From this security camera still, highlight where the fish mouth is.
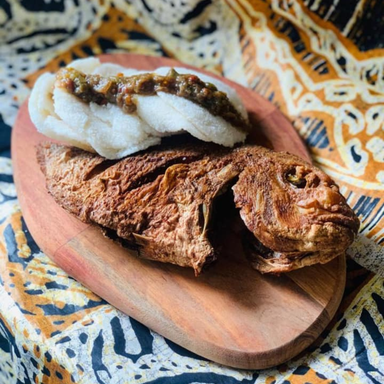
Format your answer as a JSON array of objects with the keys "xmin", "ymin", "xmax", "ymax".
[
  {"xmin": 315, "ymin": 214, "xmax": 360, "ymax": 233},
  {"xmin": 241, "ymin": 232, "xmax": 341, "ymax": 274},
  {"xmin": 241, "ymin": 210, "xmax": 359, "ymax": 273}
]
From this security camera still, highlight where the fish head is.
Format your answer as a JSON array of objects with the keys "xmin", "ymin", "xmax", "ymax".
[{"xmin": 233, "ymin": 149, "xmax": 360, "ymax": 258}]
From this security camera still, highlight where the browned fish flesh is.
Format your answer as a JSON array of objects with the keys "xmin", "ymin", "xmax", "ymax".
[{"xmin": 36, "ymin": 138, "xmax": 359, "ymax": 275}]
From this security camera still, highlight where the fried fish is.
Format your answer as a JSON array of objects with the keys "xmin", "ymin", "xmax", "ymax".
[{"xmin": 36, "ymin": 138, "xmax": 359, "ymax": 275}]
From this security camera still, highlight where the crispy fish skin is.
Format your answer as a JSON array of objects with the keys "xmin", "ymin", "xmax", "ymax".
[
  {"xmin": 36, "ymin": 141, "xmax": 359, "ymax": 275},
  {"xmin": 231, "ymin": 149, "xmax": 360, "ymax": 273},
  {"xmin": 37, "ymin": 141, "xmax": 238, "ymax": 275}
]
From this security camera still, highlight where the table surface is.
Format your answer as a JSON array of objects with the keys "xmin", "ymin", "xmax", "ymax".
[{"xmin": 1, "ymin": 1, "xmax": 383, "ymax": 383}]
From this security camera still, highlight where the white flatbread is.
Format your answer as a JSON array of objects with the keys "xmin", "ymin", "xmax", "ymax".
[
  {"xmin": 134, "ymin": 95, "xmax": 211, "ymax": 141},
  {"xmin": 29, "ymin": 58, "xmax": 248, "ymax": 159},
  {"xmin": 92, "ymin": 63, "xmax": 139, "ymax": 77},
  {"xmin": 68, "ymin": 57, "xmax": 100, "ymax": 73},
  {"xmin": 155, "ymin": 66, "xmax": 248, "ymax": 121},
  {"xmin": 157, "ymin": 92, "xmax": 246, "ymax": 147},
  {"xmin": 29, "ymin": 73, "xmax": 93, "ymax": 151},
  {"xmin": 154, "ymin": 67, "xmax": 247, "ymax": 147}
]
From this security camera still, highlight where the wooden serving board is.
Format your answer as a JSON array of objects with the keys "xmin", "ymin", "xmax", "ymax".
[{"xmin": 11, "ymin": 53, "xmax": 345, "ymax": 370}]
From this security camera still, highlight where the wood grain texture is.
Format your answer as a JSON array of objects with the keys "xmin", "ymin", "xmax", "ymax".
[{"xmin": 11, "ymin": 53, "xmax": 346, "ymax": 370}]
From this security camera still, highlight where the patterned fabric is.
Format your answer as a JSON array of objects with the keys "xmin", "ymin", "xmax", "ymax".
[{"xmin": 0, "ymin": 0, "xmax": 383, "ymax": 383}]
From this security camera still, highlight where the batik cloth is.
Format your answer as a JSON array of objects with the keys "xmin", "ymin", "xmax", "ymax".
[{"xmin": 0, "ymin": 1, "xmax": 383, "ymax": 383}]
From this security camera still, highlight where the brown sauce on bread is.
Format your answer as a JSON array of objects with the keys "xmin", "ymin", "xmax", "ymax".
[{"xmin": 56, "ymin": 67, "xmax": 249, "ymax": 131}]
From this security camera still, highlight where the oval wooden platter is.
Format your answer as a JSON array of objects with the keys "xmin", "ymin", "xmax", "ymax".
[{"xmin": 11, "ymin": 53, "xmax": 345, "ymax": 370}]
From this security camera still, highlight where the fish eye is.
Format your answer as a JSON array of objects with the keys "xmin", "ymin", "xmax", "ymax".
[{"xmin": 285, "ymin": 170, "xmax": 307, "ymax": 188}]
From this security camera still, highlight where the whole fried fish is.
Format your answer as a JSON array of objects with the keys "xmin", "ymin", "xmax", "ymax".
[{"xmin": 36, "ymin": 138, "xmax": 359, "ymax": 275}]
